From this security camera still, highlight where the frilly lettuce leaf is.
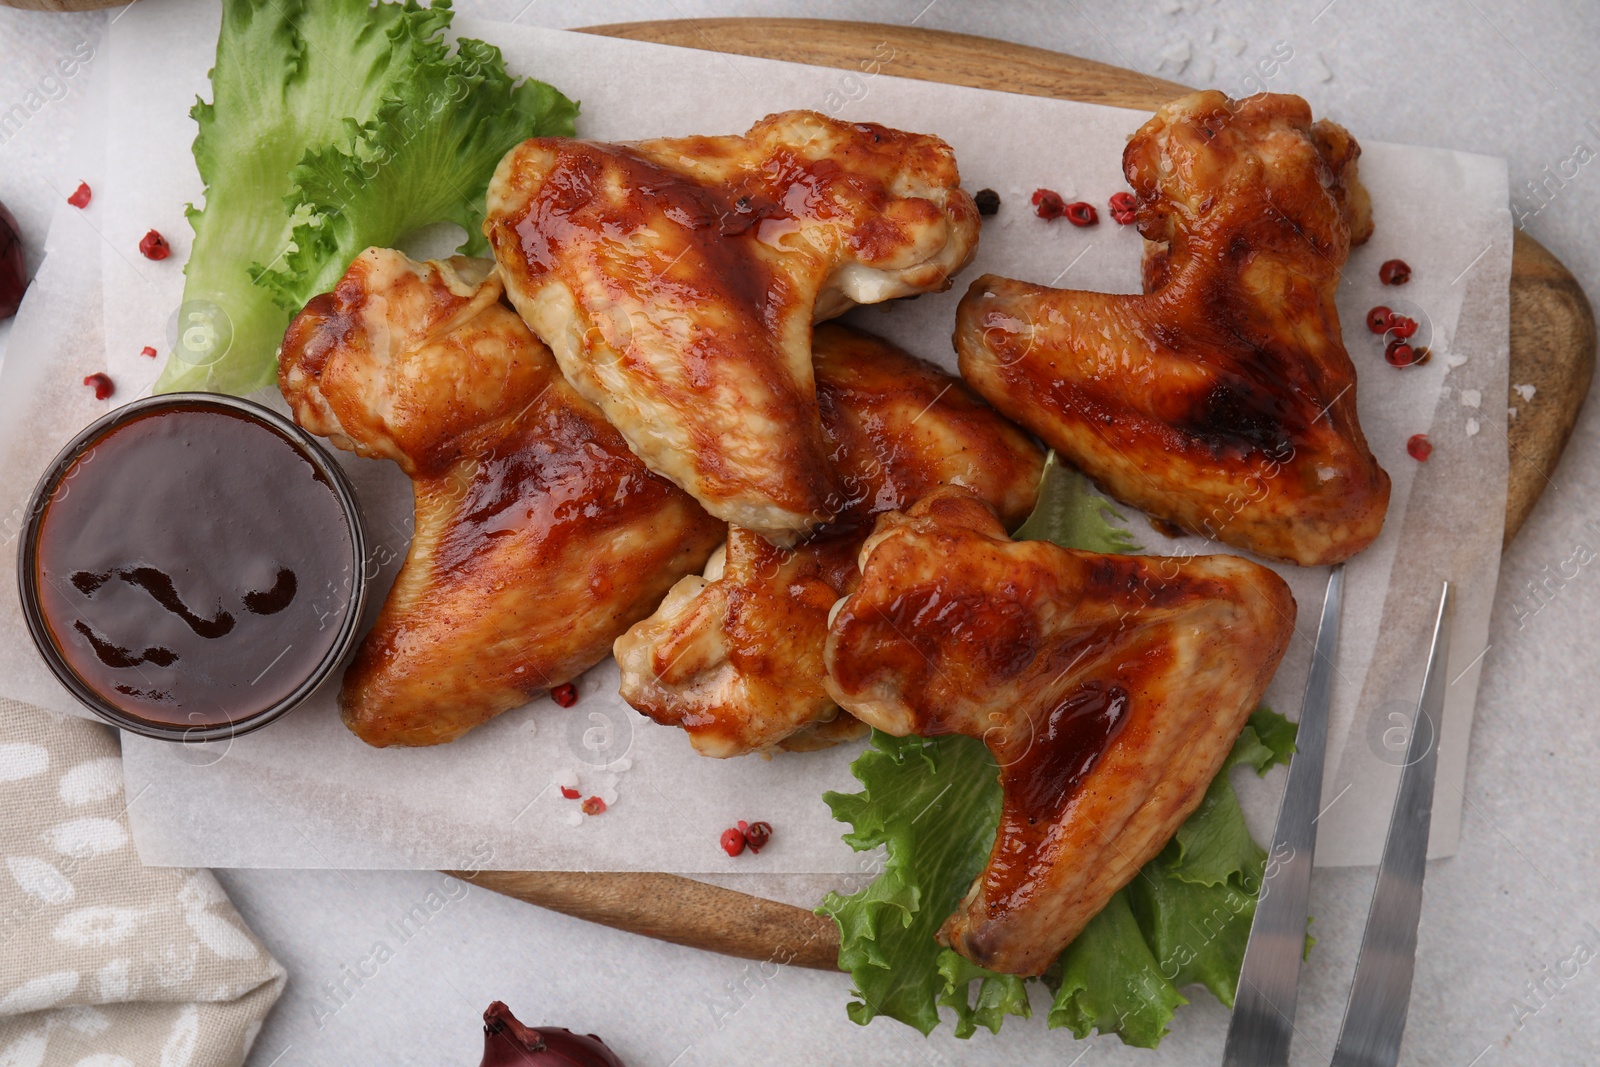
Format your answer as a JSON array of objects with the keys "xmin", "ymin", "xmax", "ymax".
[
  {"xmin": 819, "ymin": 453, "xmax": 1298, "ymax": 1047},
  {"xmin": 936, "ymin": 949, "xmax": 1031, "ymax": 1038},
  {"xmin": 1119, "ymin": 710, "xmax": 1296, "ymax": 1022},
  {"xmin": 250, "ymin": 37, "xmax": 577, "ymax": 312},
  {"xmin": 157, "ymin": 0, "xmax": 577, "ymax": 396},
  {"xmin": 1045, "ymin": 892, "xmax": 1187, "ymax": 1047},
  {"xmin": 1168, "ymin": 708, "xmax": 1298, "ymax": 889},
  {"xmin": 818, "ymin": 730, "xmax": 1001, "ymax": 1035}
]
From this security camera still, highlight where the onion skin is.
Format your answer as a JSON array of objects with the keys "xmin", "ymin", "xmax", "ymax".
[
  {"xmin": 479, "ymin": 1002, "xmax": 625, "ymax": 1067},
  {"xmin": 0, "ymin": 200, "xmax": 24, "ymax": 320}
]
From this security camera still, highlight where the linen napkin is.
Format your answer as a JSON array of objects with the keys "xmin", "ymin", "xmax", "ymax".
[{"xmin": 0, "ymin": 699, "xmax": 284, "ymax": 1066}]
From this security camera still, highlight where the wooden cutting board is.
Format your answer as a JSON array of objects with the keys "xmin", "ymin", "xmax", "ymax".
[
  {"xmin": 13, "ymin": 3, "xmax": 1589, "ymax": 969},
  {"xmin": 451, "ymin": 18, "xmax": 1596, "ymax": 972}
]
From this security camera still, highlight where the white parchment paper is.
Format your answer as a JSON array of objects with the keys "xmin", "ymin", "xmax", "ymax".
[{"xmin": 0, "ymin": 4, "xmax": 1509, "ymax": 876}]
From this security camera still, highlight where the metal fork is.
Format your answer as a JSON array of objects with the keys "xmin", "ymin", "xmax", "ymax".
[{"xmin": 1223, "ymin": 579, "xmax": 1455, "ymax": 1066}]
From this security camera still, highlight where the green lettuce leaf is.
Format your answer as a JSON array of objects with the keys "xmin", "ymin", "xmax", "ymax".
[
  {"xmin": 1045, "ymin": 892, "xmax": 1187, "ymax": 1048},
  {"xmin": 251, "ymin": 37, "xmax": 577, "ymax": 312},
  {"xmin": 1122, "ymin": 864, "xmax": 1259, "ymax": 1015},
  {"xmin": 817, "ymin": 731, "xmax": 1001, "ymax": 1035},
  {"xmin": 819, "ymin": 454, "xmax": 1299, "ymax": 1046},
  {"xmin": 1012, "ymin": 451, "xmax": 1139, "ymax": 553},
  {"xmin": 1125, "ymin": 711, "xmax": 1295, "ymax": 1011},
  {"xmin": 936, "ymin": 950, "xmax": 1031, "ymax": 1038},
  {"xmin": 1168, "ymin": 708, "xmax": 1297, "ymax": 889},
  {"xmin": 158, "ymin": 0, "xmax": 577, "ymax": 396}
]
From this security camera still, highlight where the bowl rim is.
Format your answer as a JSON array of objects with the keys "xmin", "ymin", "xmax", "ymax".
[{"xmin": 15, "ymin": 391, "xmax": 369, "ymax": 744}]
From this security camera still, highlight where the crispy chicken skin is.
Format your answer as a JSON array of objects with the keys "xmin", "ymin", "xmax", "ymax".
[
  {"xmin": 614, "ymin": 325, "xmax": 1044, "ymax": 758},
  {"xmin": 279, "ymin": 248, "xmax": 723, "ymax": 747},
  {"xmin": 956, "ymin": 91, "xmax": 1389, "ymax": 566},
  {"xmin": 484, "ymin": 110, "xmax": 980, "ymax": 545},
  {"xmin": 824, "ymin": 487, "xmax": 1294, "ymax": 975}
]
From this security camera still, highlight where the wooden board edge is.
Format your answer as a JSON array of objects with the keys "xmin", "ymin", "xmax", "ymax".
[
  {"xmin": 1506, "ymin": 230, "xmax": 1597, "ymax": 542},
  {"xmin": 450, "ymin": 869, "xmax": 841, "ymax": 970},
  {"xmin": 577, "ymin": 18, "xmax": 1191, "ymax": 111}
]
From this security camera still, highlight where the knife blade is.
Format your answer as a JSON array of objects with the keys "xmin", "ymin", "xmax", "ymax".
[
  {"xmin": 1222, "ymin": 564, "xmax": 1345, "ymax": 1067},
  {"xmin": 1330, "ymin": 581, "xmax": 1454, "ymax": 1067}
]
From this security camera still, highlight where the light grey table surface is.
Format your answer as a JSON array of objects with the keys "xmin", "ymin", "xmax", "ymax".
[{"xmin": 2, "ymin": 2, "xmax": 1597, "ymax": 1065}]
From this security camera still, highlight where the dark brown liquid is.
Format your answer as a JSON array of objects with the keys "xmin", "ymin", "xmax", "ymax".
[{"xmin": 34, "ymin": 405, "xmax": 354, "ymax": 727}]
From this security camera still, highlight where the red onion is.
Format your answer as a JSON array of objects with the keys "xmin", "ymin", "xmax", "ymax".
[
  {"xmin": 0, "ymin": 200, "xmax": 25, "ymax": 320},
  {"xmin": 479, "ymin": 1002, "xmax": 625, "ymax": 1067}
]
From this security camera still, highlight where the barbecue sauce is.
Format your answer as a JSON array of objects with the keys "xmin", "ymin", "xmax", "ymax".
[{"xmin": 33, "ymin": 403, "xmax": 355, "ymax": 728}]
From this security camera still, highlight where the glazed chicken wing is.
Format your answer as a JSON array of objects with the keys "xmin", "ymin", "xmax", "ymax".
[
  {"xmin": 614, "ymin": 325, "xmax": 1044, "ymax": 758},
  {"xmin": 956, "ymin": 91, "xmax": 1389, "ymax": 566},
  {"xmin": 825, "ymin": 487, "xmax": 1294, "ymax": 975},
  {"xmin": 484, "ymin": 111, "xmax": 980, "ymax": 544},
  {"xmin": 279, "ymin": 248, "xmax": 723, "ymax": 747}
]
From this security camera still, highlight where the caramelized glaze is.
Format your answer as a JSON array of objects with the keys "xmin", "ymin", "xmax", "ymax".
[
  {"xmin": 614, "ymin": 324, "xmax": 1044, "ymax": 757},
  {"xmin": 957, "ymin": 91, "xmax": 1389, "ymax": 566},
  {"xmin": 824, "ymin": 488, "xmax": 1294, "ymax": 974},
  {"xmin": 485, "ymin": 110, "xmax": 979, "ymax": 543},
  {"xmin": 280, "ymin": 249, "xmax": 723, "ymax": 747}
]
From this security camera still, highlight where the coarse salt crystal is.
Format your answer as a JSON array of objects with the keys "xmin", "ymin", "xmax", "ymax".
[
  {"xmin": 565, "ymin": 811, "xmax": 584, "ymax": 828},
  {"xmin": 1514, "ymin": 383, "xmax": 1537, "ymax": 401},
  {"xmin": 1444, "ymin": 353, "xmax": 1468, "ymax": 369},
  {"xmin": 1465, "ymin": 418, "xmax": 1481, "ymax": 436},
  {"xmin": 554, "ymin": 767, "xmax": 580, "ymax": 791}
]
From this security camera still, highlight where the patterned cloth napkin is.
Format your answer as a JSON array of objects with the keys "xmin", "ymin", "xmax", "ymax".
[{"xmin": 0, "ymin": 699, "xmax": 285, "ymax": 1066}]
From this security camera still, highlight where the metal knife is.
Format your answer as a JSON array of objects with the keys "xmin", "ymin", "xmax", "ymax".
[
  {"xmin": 1222, "ymin": 564, "xmax": 1345, "ymax": 1067},
  {"xmin": 1330, "ymin": 581, "xmax": 1455, "ymax": 1067}
]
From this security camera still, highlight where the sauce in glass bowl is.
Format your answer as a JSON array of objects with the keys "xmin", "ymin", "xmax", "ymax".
[{"xmin": 19, "ymin": 394, "xmax": 366, "ymax": 740}]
